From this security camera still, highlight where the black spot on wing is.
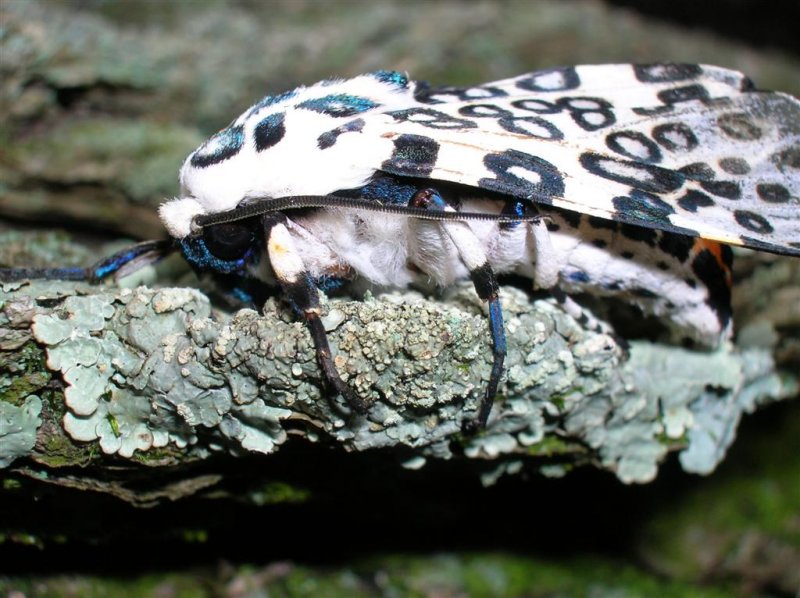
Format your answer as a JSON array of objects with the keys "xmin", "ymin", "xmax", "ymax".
[
  {"xmin": 717, "ymin": 113, "xmax": 762, "ymax": 140},
  {"xmin": 557, "ymin": 97, "xmax": 616, "ymax": 131},
  {"xmin": 734, "ymin": 210, "xmax": 774, "ymax": 233},
  {"xmin": 479, "ymin": 150, "xmax": 565, "ymax": 201},
  {"xmin": 718, "ymin": 157, "xmax": 750, "ymax": 175},
  {"xmin": 611, "ymin": 190, "xmax": 676, "ymax": 228},
  {"xmin": 317, "ymin": 118, "xmax": 365, "ymax": 150},
  {"xmin": 771, "ymin": 146, "xmax": 800, "ymax": 173},
  {"xmin": 606, "ymin": 131, "xmax": 662, "ymax": 163},
  {"xmin": 254, "ymin": 113, "xmax": 286, "ymax": 151},
  {"xmin": 701, "ymin": 180, "xmax": 741, "ymax": 200},
  {"xmin": 677, "ymin": 190, "xmax": 715, "ymax": 213},
  {"xmin": 456, "ymin": 104, "xmax": 564, "ymax": 139},
  {"xmin": 633, "ymin": 83, "xmax": 719, "ymax": 116},
  {"xmin": 382, "ymin": 134, "xmax": 439, "ymax": 177},
  {"xmin": 679, "ymin": 162, "xmax": 715, "ymax": 181},
  {"xmin": 633, "ymin": 64, "xmax": 702, "ymax": 83},
  {"xmin": 515, "ymin": 66, "xmax": 580, "ymax": 92},
  {"xmin": 678, "ymin": 162, "xmax": 741, "ymax": 199},
  {"xmin": 652, "ymin": 123, "xmax": 698, "ymax": 152},
  {"xmin": 580, "ymin": 152, "xmax": 684, "ymax": 194},
  {"xmin": 411, "ymin": 81, "xmax": 437, "ymax": 104},
  {"xmin": 190, "ymin": 124, "xmax": 245, "ymax": 167},
  {"xmin": 388, "ymin": 107, "xmax": 477, "ymax": 129},
  {"xmin": 423, "ymin": 86, "xmax": 508, "ymax": 102},
  {"xmin": 500, "ymin": 115, "xmax": 564, "ymax": 140},
  {"xmin": 756, "ymin": 183, "xmax": 791, "ymax": 203}
]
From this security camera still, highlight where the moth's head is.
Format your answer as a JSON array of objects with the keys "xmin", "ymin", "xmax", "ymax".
[{"xmin": 159, "ymin": 70, "xmax": 414, "ymax": 240}]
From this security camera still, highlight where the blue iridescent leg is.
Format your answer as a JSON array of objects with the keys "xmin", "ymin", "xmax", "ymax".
[
  {"xmin": 410, "ymin": 188, "xmax": 506, "ymax": 428},
  {"xmin": 0, "ymin": 239, "xmax": 174, "ymax": 283}
]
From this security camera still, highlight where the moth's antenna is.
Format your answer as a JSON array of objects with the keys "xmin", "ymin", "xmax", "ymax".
[
  {"xmin": 0, "ymin": 239, "xmax": 175, "ymax": 283},
  {"xmin": 193, "ymin": 194, "xmax": 543, "ymax": 229}
]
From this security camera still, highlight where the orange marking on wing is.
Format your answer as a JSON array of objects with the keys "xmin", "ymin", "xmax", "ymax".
[{"xmin": 693, "ymin": 238, "xmax": 733, "ymax": 287}]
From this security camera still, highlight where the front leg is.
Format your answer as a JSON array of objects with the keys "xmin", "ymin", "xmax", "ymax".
[{"xmin": 263, "ymin": 214, "xmax": 368, "ymax": 415}]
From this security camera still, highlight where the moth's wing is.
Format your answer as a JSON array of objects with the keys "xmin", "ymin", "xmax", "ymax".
[{"xmin": 370, "ymin": 64, "xmax": 800, "ymax": 256}]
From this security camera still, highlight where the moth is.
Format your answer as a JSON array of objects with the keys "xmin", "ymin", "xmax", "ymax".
[{"xmin": 3, "ymin": 64, "xmax": 799, "ymax": 427}]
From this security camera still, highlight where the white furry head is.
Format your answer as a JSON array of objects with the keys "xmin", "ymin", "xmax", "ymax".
[
  {"xmin": 159, "ymin": 71, "xmax": 416, "ymax": 239},
  {"xmin": 158, "ymin": 197, "xmax": 206, "ymax": 239}
]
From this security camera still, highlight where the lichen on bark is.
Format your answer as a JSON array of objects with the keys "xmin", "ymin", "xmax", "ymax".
[{"xmin": 2, "ymin": 231, "xmax": 797, "ymax": 491}]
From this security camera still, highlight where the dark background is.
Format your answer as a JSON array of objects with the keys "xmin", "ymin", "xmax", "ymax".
[
  {"xmin": 606, "ymin": 0, "xmax": 800, "ymax": 56},
  {"xmin": 1, "ymin": 0, "xmax": 798, "ymax": 595}
]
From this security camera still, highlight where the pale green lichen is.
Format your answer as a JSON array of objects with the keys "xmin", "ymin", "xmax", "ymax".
[
  {"xmin": 0, "ymin": 395, "xmax": 42, "ymax": 467},
  {"xmin": 564, "ymin": 342, "xmax": 793, "ymax": 483},
  {"xmin": 1, "ymin": 277, "xmax": 796, "ymax": 482},
  {"xmin": 9, "ymin": 282, "xmax": 294, "ymax": 460}
]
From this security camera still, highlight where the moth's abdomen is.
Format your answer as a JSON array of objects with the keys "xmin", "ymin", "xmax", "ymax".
[
  {"xmin": 538, "ymin": 208, "xmax": 733, "ymax": 346},
  {"xmin": 352, "ymin": 192, "xmax": 736, "ymax": 347}
]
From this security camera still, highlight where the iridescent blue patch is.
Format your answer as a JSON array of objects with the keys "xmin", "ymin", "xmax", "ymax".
[
  {"xmin": 358, "ymin": 176, "xmax": 417, "ymax": 205},
  {"xmin": 180, "ymin": 237, "xmax": 259, "ymax": 274},
  {"xmin": 371, "ymin": 70, "xmax": 409, "ymax": 89},
  {"xmin": 297, "ymin": 94, "xmax": 379, "ymax": 117},
  {"xmin": 92, "ymin": 247, "xmax": 148, "ymax": 279},
  {"xmin": 567, "ymin": 270, "xmax": 590, "ymax": 283},
  {"xmin": 190, "ymin": 124, "xmax": 245, "ymax": 168},
  {"xmin": 248, "ymin": 90, "xmax": 298, "ymax": 115},
  {"xmin": 316, "ymin": 275, "xmax": 346, "ymax": 292},
  {"xmin": 230, "ymin": 286, "xmax": 255, "ymax": 305},
  {"xmin": 500, "ymin": 200, "xmax": 527, "ymax": 231}
]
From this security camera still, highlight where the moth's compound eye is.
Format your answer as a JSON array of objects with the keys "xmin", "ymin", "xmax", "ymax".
[{"xmin": 202, "ymin": 223, "xmax": 256, "ymax": 261}]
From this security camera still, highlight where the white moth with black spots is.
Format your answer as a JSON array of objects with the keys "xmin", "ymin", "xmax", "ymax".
[{"xmin": 4, "ymin": 64, "xmax": 799, "ymax": 427}]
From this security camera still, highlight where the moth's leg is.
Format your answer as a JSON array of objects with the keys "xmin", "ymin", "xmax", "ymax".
[
  {"xmin": 263, "ymin": 214, "xmax": 368, "ymax": 415},
  {"xmin": 411, "ymin": 189, "xmax": 505, "ymax": 427},
  {"xmin": 527, "ymin": 215, "xmax": 612, "ymax": 337},
  {"xmin": 210, "ymin": 272, "xmax": 273, "ymax": 311},
  {"xmin": 0, "ymin": 239, "xmax": 174, "ymax": 283}
]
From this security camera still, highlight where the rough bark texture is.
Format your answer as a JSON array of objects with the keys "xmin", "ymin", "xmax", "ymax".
[{"xmin": 1, "ymin": 0, "xmax": 799, "ymax": 595}]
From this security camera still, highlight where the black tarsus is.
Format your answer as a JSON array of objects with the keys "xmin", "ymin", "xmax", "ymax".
[
  {"xmin": 408, "ymin": 187, "xmax": 507, "ymax": 430},
  {"xmin": 261, "ymin": 213, "xmax": 368, "ymax": 417}
]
